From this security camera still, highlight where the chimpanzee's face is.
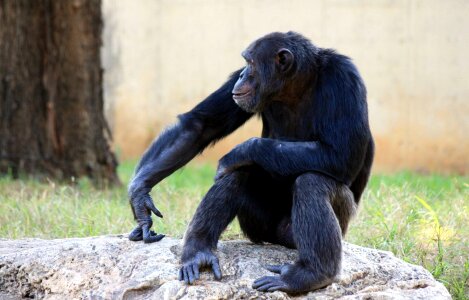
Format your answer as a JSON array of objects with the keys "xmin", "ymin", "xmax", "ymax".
[
  {"xmin": 232, "ymin": 54, "xmax": 260, "ymax": 112},
  {"xmin": 232, "ymin": 40, "xmax": 295, "ymax": 113}
]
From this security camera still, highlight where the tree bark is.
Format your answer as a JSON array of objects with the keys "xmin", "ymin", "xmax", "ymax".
[{"xmin": 0, "ymin": 0, "xmax": 119, "ymax": 184}]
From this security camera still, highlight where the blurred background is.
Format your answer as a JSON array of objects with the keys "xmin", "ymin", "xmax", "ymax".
[{"xmin": 102, "ymin": 0, "xmax": 468, "ymax": 174}]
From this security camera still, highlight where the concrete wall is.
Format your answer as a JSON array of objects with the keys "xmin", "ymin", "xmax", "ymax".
[{"xmin": 101, "ymin": 0, "xmax": 469, "ymax": 174}]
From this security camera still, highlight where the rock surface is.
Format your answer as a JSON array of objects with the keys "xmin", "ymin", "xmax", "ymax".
[{"xmin": 0, "ymin": 235, "xmax": 450, "ymax": 300}]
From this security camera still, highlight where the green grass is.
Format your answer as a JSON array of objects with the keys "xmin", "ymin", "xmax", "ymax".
[
  {"xmin": 0, "ymin": 163, "xmax": 468, "ymax": 298},
  {"xmin": 348, "ymin": 172, "xmax": 468, "ymax": 299}
]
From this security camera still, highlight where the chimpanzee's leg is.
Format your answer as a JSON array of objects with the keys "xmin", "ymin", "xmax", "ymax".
[
  {"xmin": 236, "ymin": 166, "xmax": 296, "ymax": 248},
  {"xmin": 330, "ymin": 185, "xmax": 356, "ymax": 236},
  {"xmin": 179, "ymin": 169, "xmax": 251, "ymax": 284},
  {"xmin": 253, "ymin": 172, "xmax": 346, "ymax": 293}
]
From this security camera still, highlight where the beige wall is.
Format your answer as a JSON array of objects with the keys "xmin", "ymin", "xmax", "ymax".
[{"xmin": 102, "ymin": 0, "xmax": 469, "ymax": 174}]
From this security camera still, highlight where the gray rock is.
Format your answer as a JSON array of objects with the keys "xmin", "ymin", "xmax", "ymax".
[{"xmin": 0, "ymin": 235, "xmax": 450, "ymax": 299}]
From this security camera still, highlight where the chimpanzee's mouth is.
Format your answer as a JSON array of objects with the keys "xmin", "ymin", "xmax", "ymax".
[{"xmin": 233, "ymin": 91, "xmax": 251, "ymax": 101}]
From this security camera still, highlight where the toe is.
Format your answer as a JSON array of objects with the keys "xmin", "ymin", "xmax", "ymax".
[
  {"xmin": 255, "ymin": 278, "xmax": 279, "ymax": 291},
  {"xmin": 265, "ymin": 264, "xmax": 283, "ymax": 274},
  {"xmin": 267, "ymin": 284, "xmax": 286, "ymax": 292},
  {"xmin": 253, "ymin": 276, "xmax": 273, "ymax": 289}
]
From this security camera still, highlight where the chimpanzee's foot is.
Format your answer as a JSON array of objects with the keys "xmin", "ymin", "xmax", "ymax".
[
  {"xmin": 252, "ymin": 263, "xmax": 334, "ymax": 293},
  {"xmin": 128, "ymin": 225, "xmax": 165, "ymax": 243},
  {"xmin": 252, "ymin": 264, "xmax": 289, "ymax": 292},
  {"xmin": 253, "ymin": 275, "xmax": 290, "ymax": 292},
  {"xmin": 179, "ymin": 250, "xmax": 222, "ymax": 284}
]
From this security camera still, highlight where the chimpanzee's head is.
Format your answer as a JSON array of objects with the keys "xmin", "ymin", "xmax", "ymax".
[{"xmin": 232, "ymin": 32, "xmax": 317, "ymax": 113}]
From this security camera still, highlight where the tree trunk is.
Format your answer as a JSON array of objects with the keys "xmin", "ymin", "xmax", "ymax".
[{"xmin": 0, "ymin": 0, "xmax": 119, "ymax": 184}]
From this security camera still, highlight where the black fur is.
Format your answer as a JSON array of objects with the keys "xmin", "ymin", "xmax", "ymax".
[{"xmin": 128, "ymin": 32, "xmax": 374, "ymax": 294}]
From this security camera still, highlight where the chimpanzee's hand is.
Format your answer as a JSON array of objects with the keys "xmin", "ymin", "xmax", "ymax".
[
  {"xmin": 215, "ymin": 137, "xmax": 259, "ymax": 180},
  {"xmin": 128, "ymin": 194, "xmax": 165, "ymax": 243},
  {"xmin": 179, "ymin": 250, "xmax": 222, "ymax": 284}
]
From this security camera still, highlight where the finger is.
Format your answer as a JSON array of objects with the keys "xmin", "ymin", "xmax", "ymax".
[
  {"xmin": 134, "ymin": 200, "xmax": 151, "ymax": 223},
  {"xmin": 178, "ymin": 268, "xmax": 184, "ymax": 281},
  {"xmin": 183, "ymin": 267, "xmax": 190, "ymax": 284},
  {"xmin": 192, "ymin": 264, "xmax": 200, "ymax": 280},
  {"xmin": 142, "ymin": 224, "xmax": 151, "ymax": 239},
  {"xmin": 144, "ymin": 234, "xmax": 165, "ymax": 243},
  {"xmin": 211, "ymin": 257, "xmax": 222, "ymax": 280},
  {"xmin": 265, "ymin": 264, "xmax": 283, "ymax": 274},
  {"xmin": 128, "ymin": 226, "xmax": 143, "ymax": 241},
  {"xmin": 154, "ymin": 234, "xmax": 165, "ymax": 241},
  {"xmin": 214, "ymin": 172, "xmax": 222, "ymax": 181},
  {"xmin": 142, "ymin": 224, "xmax": 158, "ymax": 243},
  {"xmin": 150, "ymin": 230, "xmax": 165, "ymax": 239},
  {"xmin": 186, "ymin": 265, "xmax": 195, "ymax": 284},
  {"xmin": 146, "ymin": 197, "xmax": 163, "ymax": 218},
  {"xmin": 215, "ymin": 164, "xmax": 227, "ymax": 181}
]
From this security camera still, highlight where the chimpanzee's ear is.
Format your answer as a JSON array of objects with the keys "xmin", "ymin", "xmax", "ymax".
[{"xmin": 276, "ymin": 48, "xmax": 294, "ymax": 73}]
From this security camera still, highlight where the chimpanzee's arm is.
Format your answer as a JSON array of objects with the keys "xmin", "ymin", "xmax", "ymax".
[
  {"xmin": 218, "ymin": 135, "xmax": 370, "ymax": 187},
  {"xmin": 128, "ymin": 69, "xmax": 253, "ymax": 243}
]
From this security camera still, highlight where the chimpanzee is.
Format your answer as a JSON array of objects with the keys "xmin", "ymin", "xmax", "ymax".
[{"xmin": 127, "ymin": 31, "xmax": 374, "ymax": 294}]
